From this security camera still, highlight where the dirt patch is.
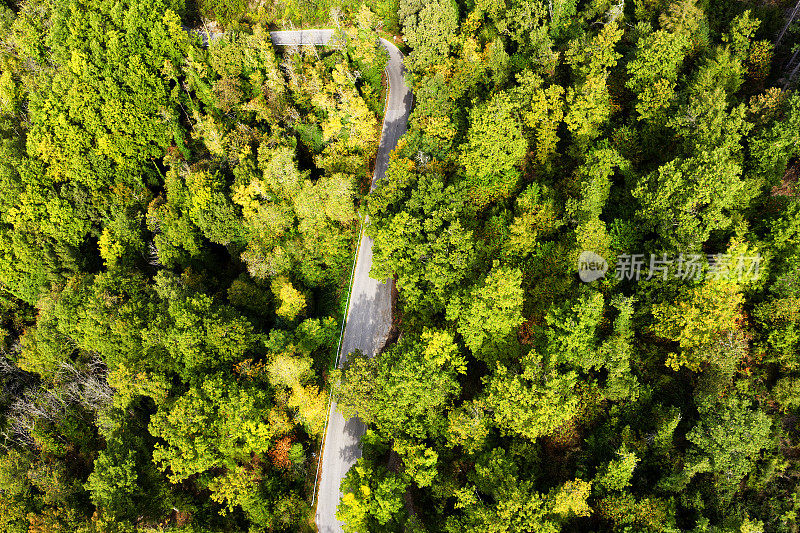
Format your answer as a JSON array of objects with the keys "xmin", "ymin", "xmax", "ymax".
[{"xmin": 771, "ymin": 158, "xmax": 799, "ymax": 197}]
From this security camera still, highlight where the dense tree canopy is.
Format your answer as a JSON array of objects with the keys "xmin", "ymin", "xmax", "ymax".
[
  {"xmin": 1, "ymin": 0, "xmax": 800, "ymax": 531},
  {"xmin": 334, "ymin": 0, "xmax": 800, "ymax": 532},
  {"xmin": 0, "ymin": 0, "xmax": 388, "ymax": 530}
]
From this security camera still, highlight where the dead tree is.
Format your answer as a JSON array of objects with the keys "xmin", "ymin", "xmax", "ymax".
[{"xmin": 776, "ymin": 0, "xmax": 800, "ymax": 48}]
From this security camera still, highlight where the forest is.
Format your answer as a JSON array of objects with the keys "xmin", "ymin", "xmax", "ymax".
[
  {"xmin": 0, "ymin": 0, "xmax": 389, "ymax": 530},
  {"xmin": 0, "ymin": 0, "xmax": 800, "ymax": 531}
]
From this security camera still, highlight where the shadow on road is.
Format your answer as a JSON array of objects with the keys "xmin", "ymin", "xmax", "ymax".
[
  {"xmin": 337, "ymin": 250, "xmax": 394, "ymax": 366},
  {"xmin": 339, "ymin": 416, "xmax": 367, "ymax": 462}
]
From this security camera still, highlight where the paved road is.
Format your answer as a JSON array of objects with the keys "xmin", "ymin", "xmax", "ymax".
[
  {"xmin": 268, "ymin": 30, "xmax": 412, "ymax": 533},
  {"xmin": 191, "ymin": 27, "xmax": 412, "ymax": 531},
  {"xmin": 270, "ymin": 29, "xmax": 336, "ymax": 46}
]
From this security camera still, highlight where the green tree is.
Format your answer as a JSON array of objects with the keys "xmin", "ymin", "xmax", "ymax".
[
  {"xmin": 659, "ymin": 0, "xmax": 708, "ymax": 51},
  {"xmin": 459, "ymin": 92, "xmax": 527, "ymax": 209},
  {"xmin": 502, "ymin": 183, "xmax": 562, "ymax": 260},
  {"xmin": 85, "ymin": 414, "xmax": 168, "ymax": 522},
  {"xmin": 337, "ymin": 458, "xmax": 410, "ymax": 532},
  {"xmin": 633, "ymin": 148, "xmax": 753, "ymax": 249},
  {"xmin": 652, "ymin": 279, "xmax": 744, "ymax": 371},
  {"xmin": 564, "ymin": 23, "xmax": 623, "ymax": 146},
  {"xmin": 401, "ymin": 0, "xmax": 459, "ymax": 70},
  {"xmin": 626, "ymin": 29, "xmax": 691, "ymax": 121},
  {"xmin": 510, "ymin": 72, "xmax": 564, "ymax": 165},
  {"xmin": 336, "ymin": 329, "xmax": 465, "ymax": 440},
  {"xmin": 485, "ymin": 352, "xmax": 579, "ymax": 442},
  {"xmin": 367, "ymin": 158, "xmax": 478, "ymax": 314},
  {"xmin": 594, "ymin": 447, "xmax": 639, "ymax": 492},
  {"xmin": 454, "ymin": 263, "xmax": 525, "ymax": 360},
  {"xmin": 270, "ymin": 276, "xmax": 307, "ymax": 321},
  {"xmin": 684, "ymin": 393, "xmax": 772, "ymax": 501}
]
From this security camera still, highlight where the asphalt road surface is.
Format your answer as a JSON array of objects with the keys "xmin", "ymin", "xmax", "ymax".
[{"xmin": 269, "ymin": 30, "xmax": 413, "ymax": 533}]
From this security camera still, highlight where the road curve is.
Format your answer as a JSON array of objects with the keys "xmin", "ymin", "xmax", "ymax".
[
  {"xmin": 269, "ymin": 30, "xmax": 413, "ymax": 533},
  {"xmin": 185, "ymin": 25, "xmax": 411, "ymax": 532}
]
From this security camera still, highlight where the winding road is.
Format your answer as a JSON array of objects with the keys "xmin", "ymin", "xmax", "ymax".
[{"xmin": 269, "ymin": 30, "xmax": 413, "ymax": 532}]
